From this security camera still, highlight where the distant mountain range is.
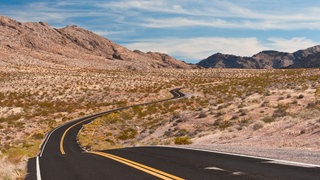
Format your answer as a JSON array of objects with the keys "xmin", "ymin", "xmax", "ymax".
[
  {"xmin": 0, "ymin": 16, "xmax": 194, "ymax": 70},
  {"xmin": 2, "ymin": 16, "xmax": 320, "ymax": 70},
  {"xmin": 197, "ymin": 45, "xmax": 320, "ymax": 69}
]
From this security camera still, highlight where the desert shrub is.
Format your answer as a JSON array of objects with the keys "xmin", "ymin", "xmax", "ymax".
[
  {"xmin": 239, "ymin": 119, "xmax": 251, "ymax": 126},
  {"xmin": 252, "ymin": 121, "xmax": 264, "ymax": 130},
  {"xmin": 120, "ymin": 111, "xmax": 134, "ymax": 120},
  {"xmin": 213, "ymin": 118, "xmax": 222, "ymax": 126},
  {"xmin": 262, "ymin": 116, "xmax": 275, "ymax": 123},
  {"xmin": 7, "ymin": 148, "xmax": 25, "ymax": 164},
  {"xmin": 230, "ymin": 115, "xmax": 239, "ymax": 120},
  {"xmin": 238, "ymin": 103, "xmax": 245, "ymax": 108},
  {"xmin": 238, "ymin": 109, "xmax": 247, "ymax": 116},
  {"xmin": 171, "ymin": 113, "xmax": 181, "ymax": 121},
  {"xmin": 198, "ymin": 111, "xmax": 207, "ymax": 118},
  {"xmin": 174, "ymin": 137, "xmax": 192, "ymax": 145},
  {"xmin": 106, "ymin": 113, "xmax": 121, "ymax": 124},
  {"xmin": 264, "ymin": 91, "xmax": 271, "ymax": 96},
  {"xmin": 32, "ymin": 132, "xmax": 44, "ymax": 139},
  {"xmin": 300, "ymin": 129, "xmax": 306, "ymax": 134},
  {"xmin": 164, "ymin": 130, "xmax": 173, "ymax": 137},
  {"xmin": 117, "ymin": 128, "xmax": 138, "ymax": 140},
  {"xmin": 272, "ymin": 105, "xmax": 288, "ymax": 118},
  {"xmin": 105, "ymin": 138, "xmax": 115, "ymax": 144},
  {"xmin": 175, "ymin": 129, "xmax": 189, "ymax": 136},
  {"xmin": 215, "ymin": 111, "xmax": 224, "ymax": 117},
  {"xmin": 0, "ymin": 117, "xmax": 5, "ymax": 123},
  {"xmin": 219, "ymin": 120, "xmax": 232, "ymax": 130},
  {"xmin": 261, "ymin": 101, "xmax": 269, "ymax": 107},
  {"xmin": 297, "ymin": 94, "xmax": 304, "ymax": 99}
]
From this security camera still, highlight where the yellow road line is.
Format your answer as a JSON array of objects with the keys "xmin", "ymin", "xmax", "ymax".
[
  {"xmin": 59, "ymin": 89, "xmax": 184, "ymax": 155},
  {"xmin": 90, "ymin": 151, "xmax": 184, "ymax": 180},
  {"xmin": 60, "ymin": 118, "xmax": 93, "ymax": 154}
]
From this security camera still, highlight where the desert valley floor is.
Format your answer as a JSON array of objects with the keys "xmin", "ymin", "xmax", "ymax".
[{"xmin": 1, "ymin": 65, "xmax": 320, "ymax": 178}]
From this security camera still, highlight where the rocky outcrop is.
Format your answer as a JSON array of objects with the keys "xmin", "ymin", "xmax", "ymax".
[
  {"xmin": 0, "ymin": 16, "xmax": 193, "ymax": 70},
  {"xmin": 197, "ymin": 53, "xmax": 258, "ymax": 68}
]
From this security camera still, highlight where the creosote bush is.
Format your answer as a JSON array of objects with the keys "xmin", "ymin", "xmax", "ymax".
[
  {"xmin": 117, "ymin": 128, "xmax": 138, "ymax": 140},
  {"xmin": 262, "ymin": 116, "xmax": 275, "ymax": 123},
  {"xmin": 174, "ymin": 137, "xmax": 192, "ymax": 145},
  {"xmin": 252, "ymin": 121, "xmax": 264, "ymax": 130}
]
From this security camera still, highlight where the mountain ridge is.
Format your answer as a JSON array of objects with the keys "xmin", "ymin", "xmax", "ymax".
[
  {"xmin": 197, "ymin": 45, "xmax": 320, "ymax": 69},
  {"xmin": 0, "ymin": 16, "xmax": 194, "ymax": 70}
]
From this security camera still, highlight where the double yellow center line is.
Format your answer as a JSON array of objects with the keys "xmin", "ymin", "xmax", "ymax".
[
  {"xmin": 90, "ymin": 151, "xmax": 184, "ymax": 180},
  {"xmin": 59, "ymin": 89, "xmax": 185, "ymax": 179},
  {"xmin": 60, "ymin": 119, "xmax": 184, "ymax": 179}
]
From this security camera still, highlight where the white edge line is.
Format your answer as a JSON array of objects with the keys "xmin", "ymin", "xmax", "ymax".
[
  {"xmin": 153, "ymin": 145, "xmax": 320, "ymax": 168},
  {"xmin": 39, "ymin": 125, "xmax": 61, "ymax": 157},
  {"xmin": 39, "ymin": 118, "xmax": 81, "ymax": 157},
  {"xmin": 38, "ymin": 88, "xmax": 184, "ymax": 156},
  {"xmin": 36, "ymin": 89, "xmax": 185, "ymax": 178},
  {"xmin": 39, "ymin": 128, "xmax": 56, "ymax": 157},
  {"xmin": 36, "ymin": 156, "xmax": 41, "ymax": 180},
  {"xmin": 37, "ymin": 116, "xmax": 95, "ymax": 178}
]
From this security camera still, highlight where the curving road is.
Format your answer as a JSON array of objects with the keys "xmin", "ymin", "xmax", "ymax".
[{"xmin": 26, "ymin": 89, "xmax": 320, "ymax": 180}]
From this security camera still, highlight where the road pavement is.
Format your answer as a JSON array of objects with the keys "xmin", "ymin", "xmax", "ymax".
[{"xmin": 26, "ymin": 89, "xmax": 320, "ymax": 179}]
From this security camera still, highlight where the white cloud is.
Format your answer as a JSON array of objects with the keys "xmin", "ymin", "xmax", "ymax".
[
  {"xmin": 141, "ymin": 18, "xmax": 234, "ymax": 28},
  {"xmin": 4, "ymin": 0, "xmax": 320, "ymax": 31},
  {"xmin": 93, "ymin": 30, "xmax": 135, "ymax": 37},
  {"xmin": 125, "ymin": 37, "xmax": 266, "ymax": 62},
  {"xmin": 124, "ymin": 37, "xmax": 319, "ymax": 63},
  {"xmin": 267, "ymin": 37, "xmax": 319, "ymax": 53},
  {"xmin": 96, "ymin": 0, "xmax": 195, "ymax": 15},
  {"xmin": 2, "ymin": 0, "xmax": 320, "ymax": 64},
  {"xmin": 97, "ymin": 0, "xmax": 320, "ymax": 30},
  {"xmin": 139, "ymin": 16, "xmax": 320, "ymax": 30}
]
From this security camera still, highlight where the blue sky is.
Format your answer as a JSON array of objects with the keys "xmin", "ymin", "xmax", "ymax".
[{"xmin": 1, "ymin": 0, "xmax": 320, "ymax": 63}]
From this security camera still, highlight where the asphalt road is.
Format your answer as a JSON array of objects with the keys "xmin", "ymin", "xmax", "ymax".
[{"xmin": 26, "ymin": 88, "xmax": 320, "ymax": 180}]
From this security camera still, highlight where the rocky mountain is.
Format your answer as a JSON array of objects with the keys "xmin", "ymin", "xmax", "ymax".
[
  {"xmin": 197, "ymin": 53, "xmax": 258, "ymax": 68},
  {"xmin": 197, "ymin": 45, "xmax": 320, "ymax": 69},
  {"xmin": 0, "ymin": 16, "xmax": 194, "ymax": 70}
]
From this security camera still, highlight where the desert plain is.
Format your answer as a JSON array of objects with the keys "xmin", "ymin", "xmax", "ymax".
[{"xmin": 1, "ymin": 64, "xmax": 320, "ymax": 178}]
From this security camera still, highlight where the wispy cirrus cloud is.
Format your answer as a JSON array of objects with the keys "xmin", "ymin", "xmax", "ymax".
[
  {"xmin": 1, "ymin": 0, "xmax": 320, "ymax": 62},
  {"xmin": 96, "ymin": 0, "xmax": 196, "ymax": 15},
  {"xmin": 97, "ymin": 0, "xmax": 320, "ymax": 30},
  {"xmin": 4, "ymin": 0, "xmax": 320, "ymax": 30}
]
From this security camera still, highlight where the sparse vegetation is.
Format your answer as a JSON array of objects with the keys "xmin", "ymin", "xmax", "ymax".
[
  {"xmin": 262, "ymin": 116, "xmax": 275, "ymax": 123},
  {"xmin": 2, "ymin": 66, "xmax": 320, "ymax": 179},
  {"xmin": 252, "ymin": 121, "xmax": 265, "ymax": 130},
  {"xmin": 174, "ymin": 137, "xmax": 192, "ymax": 145},
  {"xmin": 117, "ymin": 128, "xmax": 138, "ymax": 140}
]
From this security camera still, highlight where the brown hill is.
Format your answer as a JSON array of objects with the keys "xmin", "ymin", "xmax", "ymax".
[
  {"xmin": 197, "ymin": 45, "xmax": 320, "ymax": 69},
  {"xmin": 0, "ymin": 16, "xmax": 193, "ymax": 70}
]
